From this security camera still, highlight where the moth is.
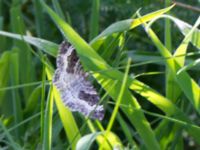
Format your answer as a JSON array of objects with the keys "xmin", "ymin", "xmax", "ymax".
[{"xmin": 53, "ymin": 41, "xmax": 104, "ymax": 120}]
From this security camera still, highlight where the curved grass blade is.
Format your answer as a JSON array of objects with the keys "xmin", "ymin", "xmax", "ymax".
[
  {"xmin": 76, "ymin": 132, "xmax": 103, "ymax": 150},
  {"xmin": 0, "ymin": 30, "xmax": 58, "ymax": 57},
  {"xmin": 90, "ymin": 5, "xmax": 174, "ymax": 44},
  {"xmin": 143, "ymin": 15, "xmax": 200, "ymax": 113},
  {"xmin": 177, "ymin": 58, "xmax": 200, "ymax": 74},
  {"xmin": 148, "ymin": 14, "xmax": 200, "ymax": 50}
]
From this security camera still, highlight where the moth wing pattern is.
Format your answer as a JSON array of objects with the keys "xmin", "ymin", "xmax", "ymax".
[{"xmin": 53, "ymin": 41, "xmax": 104, "ymax": 120}]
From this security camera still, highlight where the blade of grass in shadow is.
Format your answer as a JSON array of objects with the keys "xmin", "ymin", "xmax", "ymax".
[
  {"xmin": 116, "ymin": 113, "xmax": 139, "ymax": 149},
  {"xmin": 10, "ymin": 2, "xmax": 35, "ymax": 100},
  {"xmin": 43, "ymin": 85, "xmax": 54, "ymax": 150},
  {"xmin": 164, "ymin": 0, "xmax": 172, "ymax": 52},
  {"xmin": 24, "ymin": 85, "xmax": 41, "ymax": 115},
  {"xmin": 0, "ymin": 119, "xmax": 21, "ymax": 150},
  {"xmin": 89, "ymin": 0, "xmax": 100, "ymax": 40},
  {"xmin": 177, "ymin": 58, "xmax": 200, "ymax": 73},
  {"xmin": 52, "ymin": 0, "xmax": 66, "ymax": 21},
  {"xmin": 33, "ymin": 0, "xmax": 45, "ymax": 37},
  {"xmin": 41, "ymin": 2, "xmax": 162, "ymax": 149},
  {"xmin": 0, "ymin": 52, "xmax": 10, "ymax": 106},
  {"xmin": 0, "ymin": 4, "xmax": 5, "ymax": 51},
  {"xmin": 9, "ymin": 49, "xmax": 23, "ymax": 139}
]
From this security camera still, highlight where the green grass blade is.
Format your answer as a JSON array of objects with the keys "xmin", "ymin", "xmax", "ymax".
[
  {"xmin": 164, "ymin": 0, "xmax": 172, "ymax": 52},
  {"xmin": 89, "ymin": 0, "xmax": 100, "ymax": 40},
  {"xmin": 24, "ymin": 85, "xmax": 41, "ymax": 115},
  {"xmin": 9, "ymin": 50, "xmax": 23, "ymax": 138},
  {"xmin": 164, "ymin": 0, "xmax": 175, "ymax": 104},
  {"xmin": 33, "ymin": 0, "xmax": 45, "ymax": 37},
  {"xmin": 0, "ymin": 31, "xmax": 58, "ymax": 57},
  {"xmin": 143, "ymin": 15, "xmax": 200, "ymax": 113},
  {"xmin": 90, "ymin": 5, "xmax": 174, "ymax": 44},
  {"xmin": 0, "ymin": 0, "xmax": 5, "ymax": 50},
  {"xmin": 43, "ymin": 85, "xmax": 54, "ymax": 150},
  {"xmin": 173, "ymin": 16, "xmax": 200, "ymax": 49},
  {"xmin": 174, "ymin": 16, "xmax": 200, "ymax": 65},
  {"xmin": 173, "ymin": 18, "xmax": 200, "ymax": 111},
  {"xmin": 52, "ymin": 0, "xmax": 66, "ymax": 21},
  {"xmin": 101, "ymin": 59, "xmax": 131, "ymax": 149},
  {"xmin": 116, "ymin": 113, "xmax": 139, "ymax": 148},
  {"xmin": 76, "ymin": 132, "xmax": 103, "ymax": 150},
  {"xmin": 40, "ymin": 57, "xmax": 47, "ymax": 144},
  {"xmin": 10, "ymin": 3, "xmax": 35, "ymax": 100},
  {"xmin": 128, "ymin": 80, "xmax": 200, "ymax": 144},
  {"xmin": 177, "ymin": 58, "xmax": 200, "ymax": 73},
  {"xmin": 148, "ymin": 14, "xmax": 200, "ymax": 50},
  {"xmin": 106, "ymin": 58, "xmax": 131, "ymax": 132},
  {"xmin": 135, "ymin": 14, "xmax": 200, "ymax": 144},
  {"xmin": 0, "ymin": 52, "xmax": 10, "ymax": 106},
  {"xmin": 176, "ymin": 70, "xmax": 200, "ymax": 111}
]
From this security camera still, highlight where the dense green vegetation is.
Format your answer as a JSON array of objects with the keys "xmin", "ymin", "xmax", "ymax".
[{"xmin": 0, "ymin": 0, "xmax": 200, "ymax": 149}]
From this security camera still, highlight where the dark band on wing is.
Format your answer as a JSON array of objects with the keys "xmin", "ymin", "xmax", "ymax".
[
  {"xmin": 60, "ymin": 41, "xmax": 71, "ymax": 54},
  {"xmin": 78, "ymin": 90, "xmax": 99, "ymax": 106},
  {"xmin": 66, "ymin": 50, "xmax": 79, "ymax": 73}
]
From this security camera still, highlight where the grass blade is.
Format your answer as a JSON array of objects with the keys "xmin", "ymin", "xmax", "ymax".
[
  {"xmin": 43, "ymin": 85, "xmax": 54, "ymax": 150},
  {"xmin": 76, "ymin": 132, "xmax": 103, "ymax": 150},
  {"xmin": 0, "ymin": 31, "xmax": 58, "ymax": 57},
  {"xmin": 90, "ymin": 5, "xmax": 174, "ymax": 44},
  {"xmin": 89, "ymin": 0, "xmax": 100, "ymax": 40}
]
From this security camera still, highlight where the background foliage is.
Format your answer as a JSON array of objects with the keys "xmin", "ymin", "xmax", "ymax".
[{"xmin": 0, "ymin": 0, "xmax": 200, "ymax": 149}]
